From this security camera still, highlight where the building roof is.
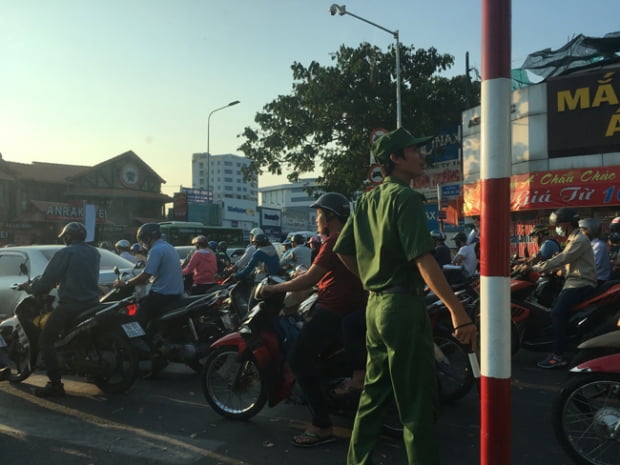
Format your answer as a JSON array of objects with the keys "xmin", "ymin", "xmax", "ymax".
[
  {"xmin": 0, "ymin": 160, "xmax": 89, "ymax": 183},
  {"xmin": 66, "ymin": 187, "xmax": 172, "ymax": 202}
]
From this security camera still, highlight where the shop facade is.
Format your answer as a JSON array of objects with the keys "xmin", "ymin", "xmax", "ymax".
[
  {"xmin": 0, "ymin": 151, "xmax": 171, "ymax": 246},
  {"xmin": 460, "ymin": 63, "xmax": 620, "ymax": 256}
]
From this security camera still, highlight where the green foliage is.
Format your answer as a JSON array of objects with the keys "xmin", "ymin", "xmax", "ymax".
[{"xmin": 238, "ymin": 43, "xmax": 480, "ymax": 198}]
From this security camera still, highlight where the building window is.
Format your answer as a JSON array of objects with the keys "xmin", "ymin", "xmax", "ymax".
[
  {"xmin": 224, "ymin": 169, "xmax": 233, "ymax": 174},
  {"xmin": 224, "ymin": 177, "xmax": 233, "ymax": 183},
  {"xmin": 224, "ymin": 186, "xmax": 233, "ymax": 191},
  {"xmin": 224, "ymin": 161, "xmax": 233, "ymax": 166}
]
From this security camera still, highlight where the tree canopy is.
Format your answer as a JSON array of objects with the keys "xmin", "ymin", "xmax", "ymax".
[{"xmin": 239, "ymin": 42, "xmax": 480, "ymax": 198}]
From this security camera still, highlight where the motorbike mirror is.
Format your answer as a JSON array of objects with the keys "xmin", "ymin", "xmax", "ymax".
[
  {"xmin": 134, "ymin": 260, "xmax": 145, "ymax": 269},
  {"xmin": 113, "ymin": 266, "xmax": 120, "ymax": 277}
]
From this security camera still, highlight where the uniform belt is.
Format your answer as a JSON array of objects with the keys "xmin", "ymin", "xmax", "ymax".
[{"xmin": 370, "ymin": 285, "xmax": 425, "ymax": 297}]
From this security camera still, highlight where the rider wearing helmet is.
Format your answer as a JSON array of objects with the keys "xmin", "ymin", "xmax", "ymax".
[
  {"xmin": 579, "ymin": 218, "xmax": 611, "ymax": 285},
  {"xmin": 452, "ymin": 231, "xmax": 477, "ymax": 278},
  {"xmin": 527, "ymin": 224, "xmax": 560, "ymax": 265},
  {"xmin": 234, "ymin": 233, "xmax": 279, "ymax": 280},
  {"xmin": 280, "ymin": 233, "xmax": 312, "ymax": 272},
  {"xmin": 609, "ymin": 216, "xmax": 620, "ymax": 233},
  {"xmin": 115, "ymin": 239, "xmax": 137, "ymax": 263},
  {"xmin": 261, "ymin": 192, "xmax": 367, "ymax": 447},
  {"xmin": 114, "ymin": 223, "xmax": 183, "ymax": 370},
  {"xmin": 16, "ymin": 222, "xmax": 101, "ymax": 397},
  {"xmin": 182, "ymin": 235, "xmax": 217, "ymax": 294},
  {"xmin": 531, "ymin": 208, "xmax": 597, "ymax": 368},
  {"xmin": 232, "ymin": 227, "xmax": 265, "ymax": 271},
  {"xmin": 430, "ymin": 230, "xmax": 451, "ymax": 267},
  {"xmin": 307, "ymin": 235, "xmax": 322, "ymax": 263}
]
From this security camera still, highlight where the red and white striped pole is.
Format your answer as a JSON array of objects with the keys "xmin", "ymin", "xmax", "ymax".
[{"xmin": 479, "ymin": 1, "xmax": 512, "ymax": 465}]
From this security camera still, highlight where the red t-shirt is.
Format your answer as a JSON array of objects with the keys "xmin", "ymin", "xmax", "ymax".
[{"xmin": 315, "ymin": 232, "xmax": 367, "ymax": 315}]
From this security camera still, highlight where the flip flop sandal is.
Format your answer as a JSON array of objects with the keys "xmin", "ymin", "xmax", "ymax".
[{"xmin": 291, "ymin": 432, "xmax": 337, "ymax": 448}]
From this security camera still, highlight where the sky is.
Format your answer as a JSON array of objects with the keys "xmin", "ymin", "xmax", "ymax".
[{"xmin": 1, "ymin": 0, "xmax": 619, "ymax": 196}]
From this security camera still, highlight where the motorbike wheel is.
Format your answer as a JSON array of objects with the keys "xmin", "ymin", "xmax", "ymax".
[
  {"xmin": 201, "ymin": 346, "xmax": 267, "ymax": 420},
  {"xmin": 434, "ymin": 335, "xmax": 474, "ymax": 402},
  {"xmin": 92, "ymin": 331, "xmax": 139, "ymax": 394},
  {"xmin": 552, "ymin": 373, "xmax": 620, "ymax": 465}
]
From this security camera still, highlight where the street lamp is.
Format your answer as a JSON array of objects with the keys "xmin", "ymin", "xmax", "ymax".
[
  {"xmin": 206, "ymin": 100, "xmax": 240, "ymax": 200},
  {"xmin": 329, "ymin": 4, "xmax": 401, "ymax": 128}
]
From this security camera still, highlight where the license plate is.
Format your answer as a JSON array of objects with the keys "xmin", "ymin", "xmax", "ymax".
[
  {"xmin": 0, "ymin": 335, "xmax": 6, "ymax": 348},
  {"xmin": 122, "ymin": 322, "xmax": 146, "ymax": 338}
]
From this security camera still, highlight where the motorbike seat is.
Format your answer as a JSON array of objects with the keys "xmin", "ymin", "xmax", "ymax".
[{"xmin": 571, "ymin": 279, "xmax": 620, "ymax": 311}]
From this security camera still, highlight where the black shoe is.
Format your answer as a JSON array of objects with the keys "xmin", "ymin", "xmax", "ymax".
[
  {"xmin": 34, "ymin": 381, "xmax": 65, "ymax": 397},
  {"xmin": 0, "ymin": 366, "xmax": 10, "ymax": 382}
]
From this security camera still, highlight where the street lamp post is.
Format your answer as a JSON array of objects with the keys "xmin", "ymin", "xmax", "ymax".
[
  {"xmin": 329, "ymin": 4, "xmax": 401, "ymax": 128},
  {"xmin": 206, "ymin": 100, "xmax": 240, "ymax": 200}
]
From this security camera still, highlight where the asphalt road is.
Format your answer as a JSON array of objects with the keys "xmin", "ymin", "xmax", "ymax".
[{"xmin": 0, "ymin": 351, "xmax": 575, "ymax": 465}]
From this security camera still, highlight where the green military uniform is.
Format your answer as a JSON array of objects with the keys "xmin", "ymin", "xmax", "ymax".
[{"xmin": 334, "ymin": 175, "xmax": 439, "ymax": 465}]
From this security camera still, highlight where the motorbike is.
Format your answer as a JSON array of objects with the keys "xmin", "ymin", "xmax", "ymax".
[
  {"xmin": 129, "ymin": 280, "xmax": 249, "ymax": 375},
  {"xmin": 0, "ymin": 264, "xmax": 144, "ymax": 393},
  {"xmin": 201, "ymin": 276, "xmax": 479, "ymax": 438},
  {"xmin": 552, "ymin": 319, "xmax": 620, "ymax": 465},
  {"xmin": 510, "ymin": 268, "xmax": 620, "ymax": 355}
]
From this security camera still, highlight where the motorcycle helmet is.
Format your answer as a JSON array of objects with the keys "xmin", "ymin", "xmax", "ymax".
[
  {"xmin": 249, "ymin": 227, "xmax": 264, "ymax": 239},
  {"xmin": 291, "ymin": 234, "xmax": 305, "ymax": 245},
  {"xmin": 136, "ymin": 223, "xmax": 161, "ymax": 243},
  {"xmin": 208, "ymin": 240, "xmax": 218, "ymax": 249},
  {"xmin": 430, "ymin": 230, "xmax": 446, "ymax": 241},
  {"xmin": 529, "ymin": 224, "xmax": 550, "ymax": 237},
  {"xmin": 578, "ymin": 218, "xmax": 601, "ymax": 239},
  {"xmin": 58, "ymin": 222, "xmax": 87, "ymax": 244},
  {"xmin": 609, "ymin": 232, "xmax": 620, "ymax": 244},
  {"xmin": 217, "ymin": 241, "xmax": 227, "ymax": 251},
  {"xmin": 308, "ymin": 235, "xmax": 321, "ymax": 245},
  {"xmin": 310, "ymin": 192, "xmax": 351, "ymax": 220},
  {"xmin": 549, "ymin": 208, "xmax": 580, "ymax": 227},
  {"xmin": 252, "ymin": 234, "xmax": 269, "ymax": 247},
  {"xmin": 131, "ymin": 243, "xmax": 142, "ymax": 253},
  {"xmin": 115, "ymin": 239, "xmax": 131, "ymax": 250},
  {"xmin": 453, "ymin": 232, "xmax": 468, "ymax": 244},
  {"xmin": 191, "ymin": 235, "xmax": 208, "ymax": 246},
  {"xmin": 610, "ymin": 216, "xmax": 620, "ymax": 233}
]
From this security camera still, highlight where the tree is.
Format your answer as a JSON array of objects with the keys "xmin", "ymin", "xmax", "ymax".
[{"xmin": 239, "ymin": 42, "xmax": 480, "ymax": 198}]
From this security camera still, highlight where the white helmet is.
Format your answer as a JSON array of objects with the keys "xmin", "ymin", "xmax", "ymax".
[
  {"xmin": 115, "ymin": 239, "xmax": 131, "ymax": 250},
  {"xmin": 249, "ymin": 227, "xmax": 264, "ymax": 238}
]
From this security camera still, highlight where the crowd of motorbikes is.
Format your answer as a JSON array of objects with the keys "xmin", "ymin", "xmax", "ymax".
[{"xmin": 2, "ymin": 249, "xmax": 619, "ymax": 465}]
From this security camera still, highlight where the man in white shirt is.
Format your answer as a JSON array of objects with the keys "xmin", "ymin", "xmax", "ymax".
[{"xmin": 452, "ymin": 232, "xmax": 478, "ymax": 278}]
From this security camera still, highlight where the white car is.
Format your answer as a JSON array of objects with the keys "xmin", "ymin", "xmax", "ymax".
[{"xmin": 0, "ymin": 245, "xmax": 138, "ymax": 320}]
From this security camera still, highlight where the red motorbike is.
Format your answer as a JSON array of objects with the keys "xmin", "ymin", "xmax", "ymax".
[
  {"xmin": 552, "ymin": 320, "xmax": 620, "ymax": 465},
  {"xmin": 509, "ymin": 266, "xmax": 619, "ymax": 355},
  {"xmin": 201, "ymin": 276, "xmax": 477, "ymax": 438}
]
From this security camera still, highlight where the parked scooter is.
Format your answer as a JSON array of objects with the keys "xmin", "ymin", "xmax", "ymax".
[
  {"xmin": 0, "ymin": 264, "xmax": 143, "ymax": 393},
  {"xmin": 510, "ymin": 272, "xmax": 620, "ymax": 355},
  {"xmin": 552, "ymin": 318, "xmax": 620, "ymax": 465}
]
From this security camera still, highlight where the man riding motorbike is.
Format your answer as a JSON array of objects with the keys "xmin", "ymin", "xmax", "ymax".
[
  {"xmin": 17, "ymin": 222, "xmax": 101, "ymax": 397},
  {"xmin": 113, "ymin": 223, "xmax": 183, "ymax": 376},
  {"xmin": 182, "ymin": 235, "xmax": 217, "ymax": 295},
  {"xmin": 261, "ymin": 192, "xmax": 367, "ymax": 448}
]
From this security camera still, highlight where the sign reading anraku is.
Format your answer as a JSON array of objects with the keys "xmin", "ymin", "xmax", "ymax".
[
  {"xmin": 46, "ymin": 204, "xmax": 106, "ymax": 222},
  {"xmin": 463, "ymin": 166, "xmax": 620, "ymax": 216},
  {"xmin": 547, "ymin": 66, "xmax": 620, "ymax": 157}
]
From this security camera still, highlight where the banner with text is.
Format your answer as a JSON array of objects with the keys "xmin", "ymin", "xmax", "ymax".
[{"xmin": 463, "ymin": 165, "xmax": 620, "ymax": 216}]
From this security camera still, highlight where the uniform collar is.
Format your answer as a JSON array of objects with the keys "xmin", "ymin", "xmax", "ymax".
[{"xmin": 383, "ymin": 175, "xmax": 410, "ymax": 187}]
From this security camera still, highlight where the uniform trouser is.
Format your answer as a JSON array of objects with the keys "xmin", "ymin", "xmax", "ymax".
[
  {"xmin": 347, "ymin": 292, "xmax": 439, "ymax": 465},
  {"xmin": 551, "ymin": 285, "xmax": 595, "ymax": 355},
  {"xmin": 39, "ymin": 300, "xmax": 98, "ymax": 383},
  {"xmin": 288, "ymin": 305, "xmax": 342, "ymax": 428}
]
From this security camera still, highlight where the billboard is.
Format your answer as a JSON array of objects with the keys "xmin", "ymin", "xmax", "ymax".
[{"xmin": 547, "ymin": 66, "xmax": 620, "ymax": 157}]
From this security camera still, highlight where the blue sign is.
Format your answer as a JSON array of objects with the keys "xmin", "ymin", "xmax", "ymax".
[{"xmin": 441, "ymin": 184, "xmax": 461, "ymax": 198}]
